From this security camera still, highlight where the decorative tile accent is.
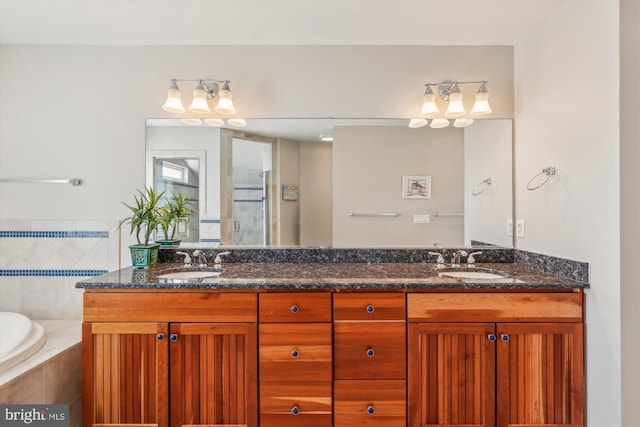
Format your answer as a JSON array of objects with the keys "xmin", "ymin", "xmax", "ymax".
[
  {"xmin": 200, "ymin": 219, "xmax": 221, "ymax": 224},
  {"xmin": 0, "ymin": 231, "xmax": 109, "ymax": 238},
  {"xmin": 0, "ymin": 269, "xmax": 108, "ymax": 277}
]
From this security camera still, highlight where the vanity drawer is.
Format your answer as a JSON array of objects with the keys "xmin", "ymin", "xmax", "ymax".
[
  {"xmin": 334, "ymin": 292, "xmax": 406, "ymax": 321},
  {"xmin": 260, "ymin": 293, "xmax": 332, "ymax": 322},
  {"xmin": 259, "ymin": 323, "xmax": 332, "ymax": 381},
  {"xmin": 260, "ymin": 413, "xmax": 332, "ymax": 427},
  {"xmin": 260, "ymin": 381, "xmax": 332, "ymax": 414},
  {"xmin": 334, "ymin": 322, "xmax": 406, "ymax": 379},
  {"xmin": 408, "ymin": 292, "xmax": 584, "ymax": 322},
  {"xmin": 334, "ymin": 379, "xmax": 406, "ymax": 427}
]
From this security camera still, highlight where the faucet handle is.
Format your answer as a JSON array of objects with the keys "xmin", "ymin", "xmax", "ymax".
[
  {"xmin": 175, "ymin": 251, "xmax": 192, "ymax": 265},
  {"xmin": 428, "ymin": 251, "xmax": 445, "ymax": 265},
  {"xmin": 467, "ymin": 251, "xmax": 482, "ymax": 265},
  {"xmin": 214, "ymin": 251, "xmax": 231, "ymax": 267}
]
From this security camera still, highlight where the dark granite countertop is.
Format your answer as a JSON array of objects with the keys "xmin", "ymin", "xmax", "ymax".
[{"xmin": 76, "ymin": 262, "xmax": 588, "ymax": 291}]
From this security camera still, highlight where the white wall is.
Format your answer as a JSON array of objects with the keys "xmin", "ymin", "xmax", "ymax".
[
  {"xmin": 514, "ymin": 1, "xmax": 620, "ymax": 425},
  {"xmin": 299, "ymin": 141, "xmax": 333, "ymax": 247}
]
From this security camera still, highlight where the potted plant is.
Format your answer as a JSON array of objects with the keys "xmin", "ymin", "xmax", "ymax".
[
  {"xmin": 157, "ymin": 191, "xmax": 194, "ymax": 246},
  {"xmin": 121, "ymin": 186, "xmax": 164, "ymax": 268}
]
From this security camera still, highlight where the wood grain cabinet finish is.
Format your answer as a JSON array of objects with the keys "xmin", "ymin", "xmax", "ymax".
[
  {"xmin": 259, "ymin": 293, "xmax": 333, "ymax": 427},
  {"xmin": 407, "ymin": 293, "xmax": 584, "ymax": 427},
  {"xmin": 333, "ymin": 293, "xmax": 407, "ymax": 426},
  {"xmin": 82, "ymin": 292, "xmax": 258, "ymax": 427}
]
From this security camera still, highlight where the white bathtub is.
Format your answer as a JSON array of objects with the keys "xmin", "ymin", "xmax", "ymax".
[{"xmin": 0, "ymin": 312, "xmax": 46, "ymax": 373}]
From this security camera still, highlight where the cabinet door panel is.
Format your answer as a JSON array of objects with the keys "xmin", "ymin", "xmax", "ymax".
[
  {"xmin": 408, "ymin": 323, "xmax": 495, "ymax": 427},
  {"xmin": 169, "ymin": 323, "xmax": 257, "ymax": 427},
  {"xmin": 82, "ymin": 322, "xmax": 168, "ymax": 427},
  {"xmin": 496, "ymin": 323, "xmax": 584, "ymax": 427}
]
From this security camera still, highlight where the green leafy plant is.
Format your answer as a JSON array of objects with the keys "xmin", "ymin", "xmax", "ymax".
[
  {"xmin": 121, "ymin": 186, "xmax": 165, "ymax": 245},
  {"xmin": 158, "ymin": 191, "xmax": 194, "ymax": 240}
]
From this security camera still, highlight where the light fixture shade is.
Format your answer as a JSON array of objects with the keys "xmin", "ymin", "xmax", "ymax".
[
  {"xmin": 409, "ymin": 118, "xmax": 428, "ymax": 128},
  {"xmin": 471, "ymin": 83, "xmax": 492, "ymax": 114},
  {"xmin": 445, "ymin": 85, "xmax": 466, "ymax": 117},
  {"xmin": 204, "ymin": 118, "xmax": 224, "ymax": 127},
  {"xmin": 162, "ymin": 81, "xmax": 185, "ymax": 113},
  {"xmin": 214, "ymin": 81, "xmax": 237, "ymax": 115},
  {"xmin": 189, "ymin": 82, "xmax": 211, "ymax": 114},
  {"xmin": 181, "ymin": 118, "xmax": 202, "ymax": 126},
  {"xmin": 419, "ymin": 86, "xmax": 440, "ymax": 118},
  {"xmin": 228, "ymin": 118, "xmax": 247, "ymax": 127},
  {"xmin": 453, "ymin": 118, "xmax": 474, "ymax": 128},
  {"xmin": 430, "ymin": 118, "xmax": 450, "ymax": 128}
]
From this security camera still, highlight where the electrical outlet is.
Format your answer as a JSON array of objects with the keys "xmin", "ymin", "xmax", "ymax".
[
  {"xmin": 516, "ymin": 220, "xmax": 525, "ymax": 237},
  {"xmin": 507, "ymin": 219, "xmax": 513, "ymax": 236},
  {"xmin": 414, "ymin": 214, "xmax": 430, "ymax": 224}
]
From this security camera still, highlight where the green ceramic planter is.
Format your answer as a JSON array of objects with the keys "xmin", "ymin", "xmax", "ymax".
[
  {"xmin": 129, "ymin": 243, "xmax": 161, "ymax": 268},
  {"xmin": 157, "ymin": 239, "xmax": 181, "ymax": 247}
]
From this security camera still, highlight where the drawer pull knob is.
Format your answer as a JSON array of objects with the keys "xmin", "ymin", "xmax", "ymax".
[
  {"xmin": 290, "ymin": 305, "xmax": 299, "ymax": 314},
  {"xmin": 366, "ymin": 304, "xmax": 375, "ymax": 313},
  {"xmin": 291, "ymin": 406, "xmax": 299, "ymax": 415},
  {"xmin": 156, "ymin": 333, "xmax": 165, "ymax": 341},
  {"xmin": 291, "ymin": 349, "xmax": 299, "ymax": 358},
  {"xmin": 488, "ymin": 334, "xmax": 497, "ymax": 342},
  {"xmin": 169, "ymin": 334, "xmax": 178, "ymax": 342},
  {"xmin": 501, "ymin": 334, "xmax": 510, "ymax": 342},
  {"xmin": 367, "ymin": 405, "xmax": 375, "ymax": 415},
  {"xmin": 366, "ymin": 348, "xmax": 375, "ymax": 357}
]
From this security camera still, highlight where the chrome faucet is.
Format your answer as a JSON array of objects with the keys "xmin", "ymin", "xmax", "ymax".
[
  {"xmin": 428, "ymin": 251, "xmax": 445, "ymax": 267},
  {"xmin": 192, "ymin": 250, "xmax": 208, "ymax": 268},
  {"xmin": 175, "ymin": 251, "xmax": 192, "ymax": 266},
  {"xmin": 451, "ymin": 250, "xmax": 468, "ymax": 268},
  {"xmin": 467, "ymin": 251, "xmax": 482, "ymax": 266},
  {"xmin": 214, "ymin": 251, "xmax": 231, "ymax": 268}
]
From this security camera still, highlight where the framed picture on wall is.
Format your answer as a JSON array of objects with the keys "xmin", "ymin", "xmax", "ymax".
[
  {"xmin": 402, "ymin": 175, "xmax": 431, "ymax": 199},
  {"xmin": 282, "ymin": 184, "xmax": 298, "ymax": 200}
]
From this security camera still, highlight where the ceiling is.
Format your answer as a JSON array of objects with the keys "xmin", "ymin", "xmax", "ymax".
[{"xmin": 0, "ymin": 0, "xmax": 567, "ymax": 46}]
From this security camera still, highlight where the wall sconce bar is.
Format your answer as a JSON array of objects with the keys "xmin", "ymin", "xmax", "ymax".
[{"xmin": 162, "ymin": 78, "xmax": 242, "ymax": 122}]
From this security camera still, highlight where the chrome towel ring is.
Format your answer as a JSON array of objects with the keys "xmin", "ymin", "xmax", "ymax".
[
  {"xmin": 527, "ymin": 166, "xmax": 556, "ymax": 190},
  {"xmin": 472, "ymin": 178, "xmax": 492, "ymax": 195}
]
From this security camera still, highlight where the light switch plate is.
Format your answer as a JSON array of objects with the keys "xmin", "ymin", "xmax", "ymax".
[
  {"xmin": 516, "ymin": 219, "xmax": 525, "ymax": 237},
  {"xmin": 507, "ymin": 219, "xmax": 513, "ymax": 236},
  {"xmin": 414, "ymin": 214, "xmax": 430, "ymax": 224}
]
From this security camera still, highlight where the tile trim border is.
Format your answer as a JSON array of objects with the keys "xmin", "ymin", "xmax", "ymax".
[{"xmin": 0, "ymin": 269, "xmax": 108, "ymax": 277}]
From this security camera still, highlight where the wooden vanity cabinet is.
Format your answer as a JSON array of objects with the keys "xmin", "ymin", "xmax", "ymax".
[
  {"xmin": 258, "ymin": 293, "xmax": 333, "ymax": 427},
  {"xmin": 333, "ymin": 293, "xmax": 407, "ymax": 427},
  {"xmin": 82, "ymin": 292, "xmax": 258, "ymax": 427},
  {"xmin": 407, "ymin": 292, "xmax": 585, "ymax": 427}
]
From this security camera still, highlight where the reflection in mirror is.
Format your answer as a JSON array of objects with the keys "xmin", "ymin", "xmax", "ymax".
[{"xmin": 145, "ymin": 118, "xmax": 513, "ymax": 248}]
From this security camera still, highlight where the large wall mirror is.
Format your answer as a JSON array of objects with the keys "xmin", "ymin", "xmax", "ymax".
[{"xmin": 146, "ymin": 118, "xmax": 513, "ymax": 248}]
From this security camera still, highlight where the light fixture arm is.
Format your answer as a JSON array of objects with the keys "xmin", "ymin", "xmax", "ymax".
[
  {"xmin": 171, "ymin": 78, "xmax": 231, "ymax": 99},
  {"xmin": 424, "ymin": 80, "xmax": 489, "ymax": 101}
]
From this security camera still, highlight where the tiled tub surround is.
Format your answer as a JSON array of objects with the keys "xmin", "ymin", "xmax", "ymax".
[
  {"xmin": 0, "ymin": 320, "xmax": 82, "ymax": 427},
  {"xmin": 0, "ymin": 220, "xmax": 119, "ymax": 319}
]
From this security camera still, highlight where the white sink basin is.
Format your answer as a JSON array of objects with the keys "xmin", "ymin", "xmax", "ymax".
[
  {"xmin": 436, "ymin": 267, "xmax": 510, "ymax": 280},
  {"xmin": 158, "ymin": 270, "xmax": 223, "ymax": 280}
]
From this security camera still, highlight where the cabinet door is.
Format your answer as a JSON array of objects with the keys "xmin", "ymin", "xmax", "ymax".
[
  {"xmin": 82, "ymin": 322, "xmax": 169, "ymax": 427},
  {"xmin": 496, "ymin": 323, "xmax": 584, "ymax": 427},
  {"xmin": 408, "ymin": 323, "xmax": 495, "ymax": 427},
  {"xmin": 169, "ymin": 323, "xmax": 258, "ymax": 427}
]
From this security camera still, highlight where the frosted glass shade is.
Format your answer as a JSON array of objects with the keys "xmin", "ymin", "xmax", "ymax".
[
  {"xmin": 204, "ymin": 118, "xmax": 224, "ymax": 127},
  {"xmin": 189, "ymin": 87, "xmax": 210, "ymax": 114},
  {"xmin": 445, "ymin": 92, "xmax": 466, "ymax": 117},
  {"xmin": 453, "ymin": 118, "xmax": 474, "ymax": 128},
  {"xmin": 471, "ymin": 91, "xmax": 492, "ymax": 114},
  {"xmin": 430, "ymin": 118, "xmax": 450, "ymax": 128},
  {"xmin": 162, "ymin": 87, "xmax": 185, "ymax": 113},
  {"xmin": 409, "ymin": 118, "xmax": 428, "ymax": 128},
  {"xmin": 419, "ymin": 93, "xmax": 440, "ymax": 118},
  {"xmin": 181, "ymin": 118, "xmax": 202, "ymax": 126},
  {"xmin": 215, "ymin": 88, "xmax": 236, "ymax": 115},
  {"xmin": 228, "ymin": 118, "xmax": 247, "ymax": 127}
]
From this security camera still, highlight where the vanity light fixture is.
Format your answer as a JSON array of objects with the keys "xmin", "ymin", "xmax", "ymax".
[
  {"xmin": 162, "ymin": 78, "xmax": 245, "ymax": 126},
  {"xmin": 408, "ymin": 118, "xmax": 428, "ymax": 128},
  {"xmin": 411, "ymin": 80, "xmax": 492, "ymax": 129},
  {"xmin": 319, "ymin": 134, "xmax": 334, "ymax": 142}
]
